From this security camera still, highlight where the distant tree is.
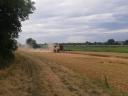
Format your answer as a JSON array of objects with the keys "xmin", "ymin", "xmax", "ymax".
[
  {"xmin": 106, "ymin": 39, "xmax": 115, "ymax": 45},
  {"xmin": 85, "ymin": 41, "xmax": 91, "ymax": 45},
  {"xmin": 0, "ymin": 0, "xmax": 35, "ymax": 68},
  {"xmin": 124, "ymin": 40, "xmax": 128, "ymax": 45},
  {"xmin": 26, "ymin": 38, "xmax": 37, "ymax": 48}
]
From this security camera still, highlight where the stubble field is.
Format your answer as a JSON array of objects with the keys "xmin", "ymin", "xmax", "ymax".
[
  {"xmin": 32, "ymin": 51, "xmax": 128, "ymax": 92},
  {"xmin": 1, "ymin": 50, "xmax": 128, "ymax": 96}
]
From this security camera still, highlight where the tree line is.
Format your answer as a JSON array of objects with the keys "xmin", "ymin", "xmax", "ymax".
[
  {"xmin": 86, "ymin": 39, "xmax": 128, "ymax": 45},
  {"xmin": 25, "ymin": 38, "xmax": 128, "ymax": 49},
  {"xmin": 61, "ymin": 39, "xmax": 128, "ymax": 46}
]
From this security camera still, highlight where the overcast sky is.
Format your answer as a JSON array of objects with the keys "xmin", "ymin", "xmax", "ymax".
[{"xmin": 18, "ymin": 0, "xmax": 128, "ymax": 43}]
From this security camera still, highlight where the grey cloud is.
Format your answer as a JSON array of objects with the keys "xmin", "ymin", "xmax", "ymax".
[{"xmin": 18, "ymin": 0, "xmax": 128, "ymax": 43}]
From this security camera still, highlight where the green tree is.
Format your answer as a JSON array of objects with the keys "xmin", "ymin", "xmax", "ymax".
[
  {"xmin": 0, "ymin": 0, "xmax": 35, "ymax": 68},
  {"xmin": 26, "ymin": 38, "xmax": 37, "ymax": 48},
  {"xmin": 124, "ymin": 40, "xmax": 128, "ymax": 45},
  {"xmin": 106, "ymin": 39, "xmax": 115, "ymax": 45}
]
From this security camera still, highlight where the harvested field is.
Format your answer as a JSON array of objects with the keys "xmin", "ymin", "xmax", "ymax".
[
  {"xmin": 32, "ymin": 51, "xmax": 128, "ymax": 92},
  {"xmin": 0, "ymin": 51, "xmax": 115, "ymax": 96},
  {"xmin": 0, "ymin": 50, "xmax": 128, "ymax": 96}
]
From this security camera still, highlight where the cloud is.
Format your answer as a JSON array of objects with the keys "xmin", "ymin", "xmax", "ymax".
[
  {"xmin": 66, "ymin": 36, "xmax": 86, "ymax": 43},
  {"xmin": 18, "ymin": 0, "xmax": 128, "ymax": 43}
]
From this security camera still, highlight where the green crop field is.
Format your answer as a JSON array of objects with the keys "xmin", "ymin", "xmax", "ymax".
[{"xmin": 64, "ymin": 45, "xmax": 128, "ymax": 53}]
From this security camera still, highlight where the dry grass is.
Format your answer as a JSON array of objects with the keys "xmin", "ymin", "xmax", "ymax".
[
  {"xmin": 32, "ymin": 52, "xmax": 128, "ymax": 93},
  {"xmin": 0, "ymin": 53, "xmax": 34, "ymax": 96},
  {"xmin": 0, "ymin": 50, "xmax": 128, "ymax": 96}
]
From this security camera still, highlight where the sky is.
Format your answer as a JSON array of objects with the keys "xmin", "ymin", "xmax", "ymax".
[{"xmin": 18, "ymin": 0, "xmax": 128, "ymax": 44}]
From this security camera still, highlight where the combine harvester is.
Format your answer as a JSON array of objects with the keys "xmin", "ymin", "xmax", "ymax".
[{"xmin": 48, "ymin": 43, "xmax": 64, "ymax": 53}]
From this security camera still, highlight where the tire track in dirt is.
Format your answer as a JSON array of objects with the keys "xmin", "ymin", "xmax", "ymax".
[
  {"xmin": 21, "ymin": 52, "xmax": 80, "ymax": 96},
  {"xmin": 18, "ymin": 53, "xmax": 41, "ymax": 96},
  {"xmin": 34, "ymin": 59, "xmax": 80, "ymax": 96},
  {"xmin": 37, "ymin": 57, "xmax": 110, "ymax": 96}
]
